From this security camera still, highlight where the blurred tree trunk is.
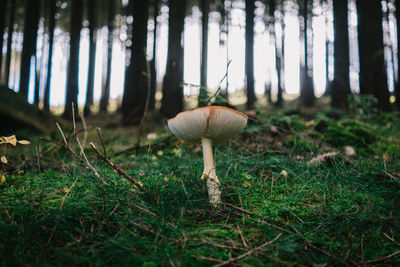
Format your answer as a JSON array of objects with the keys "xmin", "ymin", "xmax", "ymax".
[
  {"xmin": 121, "ymin": 0, "xmax": 149, "ymax": 125},
  {"xmin": 100, "ymin": 0, "xmax": 114, "ymax": 112},
  {"xmin": 198, "ymin": 0, "xmax": 209, "ymax": 107},
  {"xmin": 245, "ymin": 0, "xmax": 256, "ymax": 109},
  {"xmin": 270, "ymin": 0, "xmax": 283, "ymax": 107},
  {"xmin": 63, "ymin": 0, "xmax": 82, "ymax": 118},
  {"xmin": 34, "ymin": 12, "xmax": 46, "ymax": 107},
  {"xmin": 4, "ymin": 0, "xmax": 16, "ymax": 86},
  {"xmin": 161, "ymin": 0, "xmax": 186, "ymax": 118},
  {"xmin": 84, "ymin": 0, "xmax": 97, "ymax": 116},
  {"xmin": 0, "ymin": 0, "xmax": 7, "ymax": 81},
  {"xmin": 44, "ymin": 0, "xmax": 57, "ymax": 112},
  {"xmin": 19, "ymin": 0, "xmax": 40, "ymax": 99},
  {"xmin": 331, "ymin": 0, "xmax": 350, "ymax": 108},
  {"xmin": 395, "ymin": 0, "xmax": 400, "ymax": 108},
  {"xmin": 323, "ymin": 0, "xmax": 331, "ymax": 96},
  {"xmin": 299, "ymin": 0, "xmax": 315, "ymax": 106},
  {"xmin": 149, "ymin": 0, "xmax": 159, "ymax": 111},
  {"xmin": 356, "ymin": 0, "xmax": 390, "ymax": 110}
]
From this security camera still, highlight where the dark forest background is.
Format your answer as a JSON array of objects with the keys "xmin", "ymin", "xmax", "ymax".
[{"xmin": 0, "ymin": 0, "xmax": 400, "ymax": 120}]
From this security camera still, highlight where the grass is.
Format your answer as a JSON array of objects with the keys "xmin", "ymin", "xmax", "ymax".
[{"xmin": 1, "ymin": 103, "xmax": 400, "ymax": 266}]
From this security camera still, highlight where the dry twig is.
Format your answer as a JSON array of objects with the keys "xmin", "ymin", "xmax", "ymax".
[
  {"xmin": 213, "ymin": 233, "xmax": 282, "ymax": 267},
  {"xmin": 364, "ymin": 250, "xmax": 400, "ymax": 264},
  {"xmin": 90, "ymin": 142, "xmax": 143, "ymax": 189}
]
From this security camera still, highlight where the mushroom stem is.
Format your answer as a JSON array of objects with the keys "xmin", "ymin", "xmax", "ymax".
[{"xmin": 201, "ymin": 137, "xmax": 221, "ymax": 205}]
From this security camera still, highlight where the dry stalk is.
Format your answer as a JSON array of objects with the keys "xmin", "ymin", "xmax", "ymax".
[
  {"xmin": 55, "ymin": 104, "xmax": 107, "ymax": 185},
  {"xmin": 90, "ymin": 142, "xmax": 143, "ymax": 189},
  {"xmin": 136, "ymin": 49, "xmax": 152, "ymax": 147},
  {"xmin": 59, "ymin": 177, "xmax": 78, "ymax": 210}
]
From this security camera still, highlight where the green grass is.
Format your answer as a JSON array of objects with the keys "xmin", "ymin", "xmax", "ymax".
[{"xmin": 1, "ymin": 108, "xmax": 400, "ymax": 266}]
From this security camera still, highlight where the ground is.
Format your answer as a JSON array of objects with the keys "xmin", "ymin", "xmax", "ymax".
[{"xmin": 0, "ymin": 97, "xmax": 399, "ymax": 266}]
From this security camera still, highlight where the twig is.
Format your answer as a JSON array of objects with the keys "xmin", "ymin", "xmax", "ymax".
[
  {"xmin": 90, "ymin": 142, "xmax": 143, "ymax": 189},
  {"xmin": 130, "ymin": 203, "xmax": 156, "ymax": 216},
  {"xmin": 56, "ymin": 123, "xmax": 107, "ymax": 185},
  {"xmin": 78, "ymin": 112, "xmax": 88, "ymax": 157},
  {"xmin": 136, "ymin": 49, "xmax": 152, "ymax": 147},
  {"xmin": 237, "ymin": 225, "xmax": 247, "ymax": 247},
  {"xmin": 35, "ymin": 146, "xmax": 41, "ymax": 173},
  {"xmin": 213, "ymin": 233, "xmax": 282, "ymax": 267},
  {"xmin": 109, "ymin": 202, "xmax": 120, "ymax": 216},
  {"xmin": 59, "ymin": 177, "xmax": 78, "ymax": 210},
  {"xmin": 96, "ymin": 127, "xmax": 107, "ymax": 157},
  {"xmin": 364, "ymin": 250, "xmax": 400, "ymax": 264}
]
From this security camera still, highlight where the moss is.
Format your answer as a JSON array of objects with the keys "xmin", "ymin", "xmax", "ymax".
[
  {"xmin": 283, "ymin": 136, "xmax": 318, "ymax": 153},
  {"xmin": 0, "ymin": 85, "xmax": 58, "ymax": 136}
]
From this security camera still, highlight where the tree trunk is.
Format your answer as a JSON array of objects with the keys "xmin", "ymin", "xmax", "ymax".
[
  {"xmin": 149, "ymin": 0, "xmax": 159, "ymax": 111},
  {"xmin": 0, "ymin": 0, "xmax": 7, "ymax": 81},
  {"xmin": 44, "ymin": 0, "xmax": 57, "ymax": 112},
  {"xmin": 356, "ymin": 0, "xmax": 390, "ymax": 110},
  {"xmin": 161, "ymin": 0, "xmax": 186, "ymax": 119},
  {"xmin": 34, "ymin": 13, "xmax": 46, "ymax": 107},
  {"xmin": 84, "ymin": 0, "xmax": 97, "ymax": 116},
  {"xmin": 4, "ymin": 0, "xmax": 16, "ymax": 87},
  {"xmin": 121, "ymin": 0, "xmax": 149, "ymax": 125},
  {"xmin": 245, "ymin": 0, "xmax": 256, "ymax": 110},
  {"xmin": 100, "ymin": 0, "xmax": 114, "ymax": 112},
  {"xmin": 19, "ymin": 0, "xmax": 40, "ymax": 99},
  {"xmin": 300, "ymin": 0, "xmax": 315, "ymax": 106},
  {"xmin": 269, "ymin": 0, "xmax": 283, "ymax": 107},
  {"xmin": 395, "ymin": 0, "xmax": 400, "ymax": 108},
  {"xmin": 198, "ymin": 0, "xmax": 209, "ymax": 107},
  {"xmin": 63, "ymin": 0, "xmax": 82, "ymax": 119},
  {"xmin": 331, "ymin": 0, "xmax": 350, "ymax": 108}
]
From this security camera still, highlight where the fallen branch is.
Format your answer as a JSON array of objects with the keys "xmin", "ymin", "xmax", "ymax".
[
  {"xmin": 90, "ymin": 142, "xmax": 143, "ymax": 189},
  {"xmin": 364, "ymin": 250, "xmax": 400, "ymax": 264},
  {"xmin": 213, "ymin": 233, "xmax": 282, "ymax": 267}
]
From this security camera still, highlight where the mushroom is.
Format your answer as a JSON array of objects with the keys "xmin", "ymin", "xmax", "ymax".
[{"xmin": 168, "ymin": 106, "xmax": 248, "ymax": 205}]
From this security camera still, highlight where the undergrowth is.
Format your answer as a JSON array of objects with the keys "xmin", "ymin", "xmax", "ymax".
[{"xmin": 0, "ymin": 105, "xmax": 399, "ymax": 266}]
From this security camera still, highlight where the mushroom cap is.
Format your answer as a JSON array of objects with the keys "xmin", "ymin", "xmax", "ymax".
[{"xmin": 168, "ymin": 106, "xmax": 248, "ymax": 143}]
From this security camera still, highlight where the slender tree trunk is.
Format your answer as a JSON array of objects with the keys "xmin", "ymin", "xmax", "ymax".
[
  {"xmin": 300, "ymin": 0, "xmax": 315, "ymax": 106},
  {"xmin": 100, "ymin": 0, "xmax": 114, "ymax": 112},
  {"xmin": 44, "ymin": 0, "xmax": 57, "ymax": 112},
  {"xmin": 4, "ymin": 0, "xmax": 15, "ymax": 87},
  {"xmin": 0, "ymin": 0, "xmax": 7, "ymax": 81},
  {"xmin": 63, "ymin": 0, "xmax": 82, "ymax": 118},
  {"xmin": 270, "ymin": 0, "xmax": 283, "ymax": 107},
  {"xmin": 121, "ymin": 0, "xmax": 149, "ymax": 125},
  {"xmin": 149, "ymin": 0, "xmax": 159, "ymax": 111},
  {"xmin": 245, "ymin": 0, "xmax": 256, "ymax": 109},
  {"xmin": 331, "ymin": 0, "xmax": 350, "ymax": 108},
  {"xmin": 19, "ymin": 0, "xmax": 40, "ymax": 99},
  {"xmin": 34, "ymin": 16, "xmax": 46, "ymax": 107},
  {"xmin": 356, "ymin": 0, "xmax": 390, "ymax": 110},
  {"xmin": 161, "ymin": 0, "xmax": 186, "ymax": 118},
  {"xmin": 395, "ymin": 0, "xmax": 400, "ymax": 108},
  {"xmin": 198, "ymin": 0, "xmax": 210, "ymax": 107}
]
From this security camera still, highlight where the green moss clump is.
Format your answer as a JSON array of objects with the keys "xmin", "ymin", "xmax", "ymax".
[
  {"xmin": 316, "ymin": 119, "xmax": 378, "ymax": 148},
  {"xmin": 283, "ymin": 136, "xmax": 318, "ymax": 153}
]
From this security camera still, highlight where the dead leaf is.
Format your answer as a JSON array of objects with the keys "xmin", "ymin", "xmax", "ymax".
[
  {"xmin": 4, "ymin": 135, "xmax": 17, "ymax": 146},
  {"xmin": 0, "ymin": 156, "xmax": 7, "ymax": 164},
  {"xmin": 307, "ymin": 152, "xmax": 338, "ymax": 165},
  {"xmin": 383, "ymin": 153, "xmax": 389, "ymax": 161},
  {"xmin": 344, "ymin": 146, "xmax": 356, "ymax": 157},
  {"xmin": 17, "ymin": 140, "xmax": 31, "ymax": 145},
  {"xmin": 0, "ymin": 175, "xmax": 5, "ymax": 185}
]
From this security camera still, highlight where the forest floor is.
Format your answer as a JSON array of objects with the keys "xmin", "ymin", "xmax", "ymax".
[{"xmin": 1, "ymin": 96, "xmax": 400, "ymax": 266}]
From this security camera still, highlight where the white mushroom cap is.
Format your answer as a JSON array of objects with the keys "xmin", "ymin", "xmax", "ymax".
[{"xmin": 168, "ymin": 106, "xmax": 248, "ymax": 143}]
